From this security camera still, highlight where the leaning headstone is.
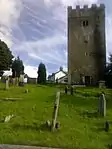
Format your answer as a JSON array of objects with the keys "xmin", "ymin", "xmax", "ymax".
[
  {"xmin": 98, "ymin": 93, "xmax": 106, "ymax": 117},
  {"xmin": 51, "ymin": 91, "xmax": 60, "ymax": 132}
]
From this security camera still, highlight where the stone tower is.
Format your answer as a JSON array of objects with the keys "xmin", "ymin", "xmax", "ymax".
[{"xmin": 68, "ymin": 4, "xmax": 106, "ymax": 85}]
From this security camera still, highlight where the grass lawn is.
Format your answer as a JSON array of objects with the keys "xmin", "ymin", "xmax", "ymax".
[{"xmin": 0, "ymin": 83, "xmax": 112, "ymax": 149}]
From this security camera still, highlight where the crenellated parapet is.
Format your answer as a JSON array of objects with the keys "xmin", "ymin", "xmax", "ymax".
[
  {"xmin": 68, "ymin": 3, "xmax": 105, "ymax": 10},
  {"xmin": 68, "ymin": 4, "xmax": 105, "ymax": 18}
]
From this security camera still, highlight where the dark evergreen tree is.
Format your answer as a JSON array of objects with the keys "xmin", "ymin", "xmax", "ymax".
[
  {"xmin": 0, "ymin": 39, "xmax": 13, "ymax": 72},
  {"xmin": 37, "ymin": 63, "xmax": 47, "ymax": 84},
  {"xmin": 12, "ymin": 56, "xmax": 24, "ymax": 78},
  {"xmin": 0, "ymin": 71, "xmax": 4, "ymax": 77},
  {"xmin": 104, "ymin": 54, "xmax": 112, "ymax": 88},
  {"xmin": 108, "ymin": 54, "xmax": 112, "ymax": 70}
]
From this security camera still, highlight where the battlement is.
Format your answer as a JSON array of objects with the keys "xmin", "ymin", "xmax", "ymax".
[
  {"xmin": 68, "ymin": 3, "xmax": 105, "ymax": 11},
  {"xmin": 68, "ymin": 3, "xmax": 105, "ymax": 18}
]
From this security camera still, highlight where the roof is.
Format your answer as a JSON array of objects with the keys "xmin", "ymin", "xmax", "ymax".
[
  {"xmin": 24, "ymin": 74, "xmax": 29, "ymax": 78},
  {"xmin": 3, "ymin": 70, "xmax": 12, "ymax": 77},
  {"xmin": 57, "ymin": 74, "xmax": 67, "ymax": 80},
  {"xmin": 52, "ymin": 70, "xmax": 67, "ymax": 76}
]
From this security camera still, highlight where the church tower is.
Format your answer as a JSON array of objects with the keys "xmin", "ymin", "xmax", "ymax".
[{"xmin": 67, "ymin": 4, "xmax": 106, "ymax": 85}]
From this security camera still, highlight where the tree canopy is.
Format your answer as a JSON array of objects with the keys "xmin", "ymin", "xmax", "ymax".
[
  {"xmin": 105, "ymin": 54, "xmax": 112, "ymax": 74},
  {"xmin": 12, "ymin": 56, "xmax": 24, "ymax": 78},
  {"xmin": 0, "ymin": 40, "xmax": 13, "ymax": 72},
  {"xmin": 37, "ymin": 63, "xmax": 47, "ymax": 84},
  {"xmin": 104, "ymin": 54, "xmax": 112, "ymax": 88}
]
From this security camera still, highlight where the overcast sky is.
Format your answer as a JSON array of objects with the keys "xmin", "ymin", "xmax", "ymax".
[{"xmin": 0, "ymin": 0, "xmax": 111, "ymax": 77}]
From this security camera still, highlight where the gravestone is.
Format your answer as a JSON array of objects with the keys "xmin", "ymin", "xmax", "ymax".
[
  {"xmin": 15, "ymin": 77, "xmax": 19, "ymax": 86},
  {"xmin": 99, "ymin": 80, "xmax": 106, "ymax": 88},
  {"xmin": 4, "ymin": 114, "xmax": 14, "ymax": 123},
  {"xmin": 46, "ymin": 120, "xmax": 51, "ymax": 128},
  {"xmin": 98, "ymin": 93, "xmax": 106, "ymax": 117},
  {"xmin": 51, "ymin": 91, "xmax": 60, "ymax": 131},
  {"xmin": 19, "ymin": 74, "xmax": 24, "ymax": 86},
  {"xmin": 25, "ymin": 89, "xmax": 28, "ymax": 93},
  {"xmin": 5, "ymin": 77, "xmax": 9, "ymax": 90},
  {"xmin": 12, "ymin": 78, "xmax": 15, "ymax": 86}
]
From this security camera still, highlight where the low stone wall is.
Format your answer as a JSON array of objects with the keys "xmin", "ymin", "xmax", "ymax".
[{"xmin": 27, "ymin": 77, "xmax": 37, "ymax": 84}]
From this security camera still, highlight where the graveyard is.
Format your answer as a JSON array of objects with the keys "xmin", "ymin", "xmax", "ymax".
[{"xmin": 0, "ymin": 82, "xmax": 112, "ymax": 149}]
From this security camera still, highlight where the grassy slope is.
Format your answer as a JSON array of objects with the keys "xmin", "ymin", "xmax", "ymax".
[{"xmin": 0, "ymin": 83, "xmax": 112, "ymax": 149}]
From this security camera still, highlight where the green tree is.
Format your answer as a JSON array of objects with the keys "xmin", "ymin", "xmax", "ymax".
[
  {"xmin": 104, "ymin": 54, "xmax": 112, "ymax": 88},
  {"xmin": 108, "ymin": 54, "xmax": 112, "ymax": 70},
  {"xmin": 105, "ymin": 54, "xmax": 112, "ymax": 73},
  {"xmin": 0, "ymin": 40, "xmax": 13, "ymax": 74},
  {"xmin": 12, "ymin": 56, "xmax": 24, "ymax": 78},
  {"xmin": 37, "ymin": 63, "xmax": 47, "ymax": 84}
]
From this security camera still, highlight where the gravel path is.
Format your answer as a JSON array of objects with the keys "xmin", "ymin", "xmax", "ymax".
[{"xmin": 0, "ymin": 145, "xmax": 62, "ymax": 149}]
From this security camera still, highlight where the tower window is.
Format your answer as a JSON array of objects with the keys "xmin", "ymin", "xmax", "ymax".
[{"xmin": 81, "ymin": 20, "xmax": 89, "ymax": 27}]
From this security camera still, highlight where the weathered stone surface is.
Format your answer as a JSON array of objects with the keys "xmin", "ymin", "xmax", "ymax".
[
  {"xmin": 4, "ymin": 115, "xmax": 14, "ymax": 123},
  {"xmin": 6, "ymin": 79, "xmax": 9, "ymax": 90},
  {"xmin": 98, "ymin": 93, "xmax": 106, "ymax": 117},
  {"xmin": 51, "ymin": 92, "xmax": 60, "ymax": 131},
  {"xmin": 68, "ymin": 5, "xmax": 106, "ymax": 85}
]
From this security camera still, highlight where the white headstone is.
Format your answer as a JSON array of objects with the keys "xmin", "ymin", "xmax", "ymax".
[
  {"xmin": 4, "ymin": 115, "xmax": 14, "ymax": 123},
  {"xmin": 19, "ymin": 74, "xmax": 24, "ymax": 82},
  {"xmin": 6, "ymin": 78, "xmax": 9, "ymax": 89},
  {"xmin": 98, "ymin": 93, "xmax": 106, "ymax": 117}
]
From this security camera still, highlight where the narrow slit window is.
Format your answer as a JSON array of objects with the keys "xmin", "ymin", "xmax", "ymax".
[{"xmin": 81, "ymin": 20, "xmax": 89, "ymax": 27}]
